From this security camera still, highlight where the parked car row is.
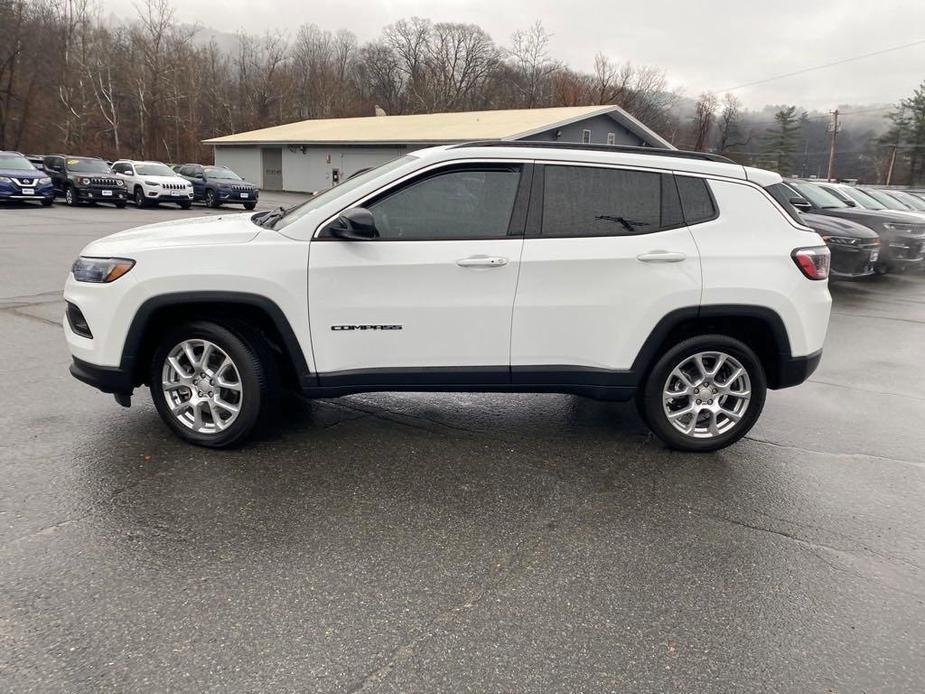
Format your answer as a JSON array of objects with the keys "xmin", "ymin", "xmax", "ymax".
[
  {"xmin": 0, "ymin": 151, "xmax": 259, "ymax": 210},
  {"xmin": 769, "ymin": 179, "xmax": 925, "ymax": 279}
]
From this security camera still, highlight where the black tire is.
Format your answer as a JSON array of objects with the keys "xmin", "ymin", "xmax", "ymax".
[
  {"xmin": 134, "ymin": 186, "xmax": 148, "ymax": 208},
  {"xmin": 243, "ymin": 202, "xmax": 256, "ymax": 210},
  {"xmin": 115, "ymin": 200, "xmax": 126, "ymax": 209},
  {"xmin": 41, "ymin": 198, "xmax": 53, "ymax": 207},
  {"xmin": 149, "ymin": 320, "xmax": 278, "ymax": 448},
  {"xmin": 639, "ymin": 334, "xmax": 767, "ymax": 452},
  {"xmin": 205, "ymin": 189, "xmax": 220, "ymax": 208},
  {"xmin": 65, "ymin": 186, "xmax": 78, "ymax": 206},
  {"xmin": 179, "ymin": 201, "xmax": 192, "ymax": 209}
]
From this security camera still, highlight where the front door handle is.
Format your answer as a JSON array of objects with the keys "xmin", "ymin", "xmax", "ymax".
[
  {"xmin": 636, "ymin": 250, "xmax": 687, "ymax": 263},
  {"xmin": 457, "ymin": 256, "xmax": 509, "ymax": 268}
]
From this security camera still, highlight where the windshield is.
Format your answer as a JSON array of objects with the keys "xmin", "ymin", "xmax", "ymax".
[
  {"xmin": 890, "ymin": 191, "xmax": 925, "ymax": 211},
  {"xmin": 205, "ymin": 167, "xmax": 242, "ymax": 180},
  {"xmin": 67, "ymin": 158, "xmax": 111, "ymax": 173},
  {"xmin": 136, "ymin": 163, "xmax": 176, "ymax": 177},
  {"xmin": 863, "ymin": 188, "xmax": 912, "ymax": 211},
  {"xmin": 838, "ymin": 186, "xmax": 885, "ymax": 210},
  {"xmin": 0, "ymin": 154, "xmax": 37, "ymax": 171},
  {"xmin": 274, "ymin": 155, "xmax": 417, "ymax": 231},
  {"xmin": 788, "ymin": 180, "xmax": 848, "ymax": 208}
]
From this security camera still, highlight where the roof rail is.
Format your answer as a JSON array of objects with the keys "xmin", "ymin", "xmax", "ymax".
[{"xmin": 452, "ymin": 140, "xmax": 736, "ymax": 164}]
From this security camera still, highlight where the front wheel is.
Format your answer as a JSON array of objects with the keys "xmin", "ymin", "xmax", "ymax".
[
  {"xmin": 243, "ymin": 202, "xmax": 256, "ymax": 210},
  {"xmin": 639, "ymin": 335, "xmax": 767, "ymax": 452},
  {"xmin": 149, "ymin": 321, "xmax": 277, "ymax": 448},
  {"xmin": 205, "ymin": 189, "xmax": 220, "ymax": 208},
  {"xmin": 179, "ymin": 201, "xmax": 191, "ymax": 209},
  {"xmin": 65, "ymin": 186, "xmax": 78, "ymax": 206},
  {"xmin": 134, "ymin": 187, "xmax": 148, "ymax": 208},
  {"xmin": 41, "ymin": 198, "xmax": 53, "ymax": 207}
]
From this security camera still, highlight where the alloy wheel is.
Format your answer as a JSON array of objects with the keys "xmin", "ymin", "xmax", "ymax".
[
  {"xmin": 662, "ymin": 351, "xmax": 751, "ymax": 439},
  {"xmin": 161, "ymin": 339, "xmax": 243, "ymax": 434}
]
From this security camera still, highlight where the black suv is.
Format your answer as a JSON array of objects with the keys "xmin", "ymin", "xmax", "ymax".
[
  {"xmin": 784, "ymin": 180, "xmax": 924, "ymax": 273},
  {"xmin": 43, "ymin": 155, "xmax": 128, "ymax": 208},
  {"xmin": 176, "ymin": 164, "xmax": 258, "ymax": 209}
]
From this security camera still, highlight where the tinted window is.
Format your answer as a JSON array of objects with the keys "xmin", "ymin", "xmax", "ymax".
[
  {"xmin": 368, "ymin": 167, "xmax": 521, "ymax": 240},
  {"xmin": 764, "ymin": 183, "xmax": 803, "ymax": 223},
  {"xmin": 542, "ymin": 165, "xmax": 665, "ymax": 236},
  {"xmin": 676, "ymin": 176, "xmax": 717, "ymax": 225}
]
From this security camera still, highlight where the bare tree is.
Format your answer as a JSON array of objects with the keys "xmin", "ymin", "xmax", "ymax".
[
  {"xmin": 507, "ymin": 21, "xmax": 559, "ymax": 107},
  {"xmin": 690, "ymin": 91, "xmax": 718, "ymax": 151}
]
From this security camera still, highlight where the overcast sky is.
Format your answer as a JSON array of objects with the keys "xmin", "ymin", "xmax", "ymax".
[{"xmin": 109, "ymin": 0, "xmax": 924, "ymax": 111}]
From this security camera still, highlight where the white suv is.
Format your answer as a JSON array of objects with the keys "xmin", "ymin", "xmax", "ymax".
[
  {"xmin": 65, "ymin": 143, "xmax": 832, "ymax": 451},
  {"xmin": 111, "ymin": 160, "xmax": 194, "ymax": 209}
]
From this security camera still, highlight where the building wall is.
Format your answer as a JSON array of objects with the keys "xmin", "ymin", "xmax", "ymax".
[
  {"xmin": 213, "ymin": 146, "xmax": 263, "ymax": 187},
  {"xmin": 281, "ymin": 145, "xmax": 407, "ymax": 192},
  {"xmin": 521, "ymin": 114, "xmax": 646, "ymax": 146}
]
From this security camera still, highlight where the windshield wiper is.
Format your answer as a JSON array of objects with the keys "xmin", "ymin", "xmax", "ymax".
[{"xmin": 256, "ymin": 206, "xmax": 287, "ymax": 229}]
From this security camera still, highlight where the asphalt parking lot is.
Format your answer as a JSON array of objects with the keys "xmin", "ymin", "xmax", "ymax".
[{"xmin": 1, "ymin": 198, "xmax": 924, "ymax": 693}]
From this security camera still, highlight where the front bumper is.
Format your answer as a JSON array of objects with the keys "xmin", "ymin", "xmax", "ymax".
[
  {"xmin": 217, "ymin": 188, "xmax": 259, "ymax": 203},
  {"xmin": 0, "ymin": 184, "xmax": 54, "ymax": 201},
  {"xmin": 880, "ymin": 236, "xmax": 925, "ymax": 267},
  {"xmin": 828, "ymin": 244, "xmax": 879, "ymax": 279},
  {"xmin": 74, "ymin": 186, "xmax": 128, "ymax": 202},
  {"xmin": 70, "ymin": 357, "xmax": 134, "ymax": 394}
]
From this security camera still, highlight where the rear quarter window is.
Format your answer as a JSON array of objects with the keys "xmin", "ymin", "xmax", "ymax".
[{"xmin": 676, "ymin": 176, "xmax": 718, "ymax": 225}]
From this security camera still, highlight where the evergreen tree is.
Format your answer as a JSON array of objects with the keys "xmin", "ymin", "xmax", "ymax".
[{"xmin": 763, "ymin": 106, "xmax": 802, "ymax": 175}]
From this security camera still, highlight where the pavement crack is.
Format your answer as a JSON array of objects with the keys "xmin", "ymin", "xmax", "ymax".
[
  {"xmin": 6, "ymin": 307, "xmax": 62, "ymax": 328},
  {"xmin": 744, "ymin": 435, "xmax": 925, "ymax": 469}
]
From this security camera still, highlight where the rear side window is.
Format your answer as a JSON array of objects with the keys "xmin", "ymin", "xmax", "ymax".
[
  {"xmin": 676, "ymin": 176, "xmax": 717, "ymax": 225},
  {"xmin": 541, "ymin": 166, "xmax": 680, "ymax": 236}
]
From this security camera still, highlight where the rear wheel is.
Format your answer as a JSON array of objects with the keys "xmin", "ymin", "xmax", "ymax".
[
  {"xmin": 149, "ymin": 321, "xmax": 277, "ymax": 448},
  {"xmin": 640, "ymin": 335, "xmax": 766, "ymax": 452}
]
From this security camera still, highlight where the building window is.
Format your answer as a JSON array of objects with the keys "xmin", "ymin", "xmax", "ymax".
[
  {"xmin": 607, "ymin": 132, "xmax": 616, "ymax": 145},
  {"xmin": 581, "ymin": 129, "xmax": 591, "ymax": 144}
]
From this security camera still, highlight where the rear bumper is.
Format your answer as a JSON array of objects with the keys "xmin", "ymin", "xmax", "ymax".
[
  {"xmin": 70, "ymin": 357, "xmax": 134, "ymax": 395},
  {"xmin": 773, "ymin": 349, "xmax": 822, "ymax": 389}
]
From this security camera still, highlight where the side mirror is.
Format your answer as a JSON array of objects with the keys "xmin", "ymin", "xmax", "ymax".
[
  {"xmin": 790, "ymin": 197, "xmax": 812, "ymax": 212},
  {"xmin": 844, "ymin": 199, "xmax": 856, "ymax": 207},
  {"xmin": 330, "ymin": 207, "xmax": 379, "ymax": 240}
]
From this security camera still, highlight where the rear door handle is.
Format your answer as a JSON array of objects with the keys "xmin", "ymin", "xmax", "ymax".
[
  {"xmin": 636, "ymin": 251, "xmax": 687, "ymax": 263},
  {"xmin": 457, "ymin": 256, "xmax": 509, "ymax": 268}
]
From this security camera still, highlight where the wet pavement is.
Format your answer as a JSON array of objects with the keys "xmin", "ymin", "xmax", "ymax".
[{"xmin": 1, "ymin": 198, "xmax": 923, "ymax": 692}]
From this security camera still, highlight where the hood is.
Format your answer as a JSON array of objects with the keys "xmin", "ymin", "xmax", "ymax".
[
  {"xmin": 137, "ymin": 174, "xmax": 191, "ymax": 186},
  {"xmin": 81, "ymin": 213, "xmax": 261, "ymax": 256},
  {"xmin": 818, "ymin": 206, "xmax": 925, "ymax": 228},
  {"xmin": 800, "ymin": 212, "xmax": 879, "ymax": 239},
  {"xmin": 0, "ymin": 168, "xmax": 46, "ymax": 180},
  {"xmin": 210, "ymin": 178, "xmax": 257, "ymax": 188}
]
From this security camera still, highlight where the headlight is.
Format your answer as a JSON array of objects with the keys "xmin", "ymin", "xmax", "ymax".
[
  {"xmin": 39, "ymin": 176, "xmax": 52, "ymax": 184},
  {"xmin": 71, "ymin": 257, "xmax": 135, "ymax": 283},
  {"xmin": 81, "ymin": 177, "xmax": 91, "ymax": 185},
  {"xmin": 144, "ymin": 180, "xmax": 160, "ymax": 186},
  {"xmin": 883, "ymin": 222, "xmax": 913, "ymax": 231},
  {"xmin": 820, "ymin": 235, "xmax": 856, "ymax": 245},
  {"xmin": 0, "ymin": 176, "xmax": 10, "ymax": 183}
]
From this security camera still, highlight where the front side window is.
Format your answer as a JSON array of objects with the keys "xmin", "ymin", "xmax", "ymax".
[
  {"xmin": 541, "ymin": 165, "xmax": 669, "ymax": 236},
  {"xmin": 863, "ymin": 188, "xmax": 909, "ymax": 211},
  {"xmin": 788, "ymin": 180, "xmax": 848, "ymax": 209},
  {"xmin": 367, "ymin": 166, "xmax": 521, "ymax": 240}
]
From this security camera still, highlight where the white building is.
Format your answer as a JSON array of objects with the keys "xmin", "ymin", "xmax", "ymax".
[{"xmin": 203, "ymin": 105, "xmax": 673, "ymax": 193}]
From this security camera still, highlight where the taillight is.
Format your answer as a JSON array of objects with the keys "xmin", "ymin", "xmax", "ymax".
[{"xmin": 792, "ymin": 246, "xmax": 831, "ymax": 280}]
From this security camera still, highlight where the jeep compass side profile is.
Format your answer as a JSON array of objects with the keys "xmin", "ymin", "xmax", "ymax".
[{"xmin": 64, "ymin": 143, "xmax": 831, "ymax": 452}]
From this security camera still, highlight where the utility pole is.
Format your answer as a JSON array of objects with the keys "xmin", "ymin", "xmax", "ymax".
[
  {"xmin": 826, "ymin": 109, "xmax": 840, "ymax": 181},
  {"xmin": 886, "ymin": 145, "xmax": 898, "ymax": 185}
]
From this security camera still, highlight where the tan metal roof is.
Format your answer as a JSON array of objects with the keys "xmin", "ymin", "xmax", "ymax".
[{"xmin": 202, "ymin": 105, "xmax": 672, "ymax": 148}]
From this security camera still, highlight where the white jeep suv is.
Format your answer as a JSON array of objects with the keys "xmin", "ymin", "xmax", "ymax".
[
  {"xmin": 111, "ymin": 159, "xmax": 194, "ymax": 209},
  {"xmin": 65, "ymin": 143, "xmax": 831, "ymax": 452}
]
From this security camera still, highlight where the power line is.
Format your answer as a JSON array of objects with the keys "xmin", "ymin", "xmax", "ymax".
[{"xmin": 719, "ymin": 38, "xmax": 925, "ymax": 92}]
